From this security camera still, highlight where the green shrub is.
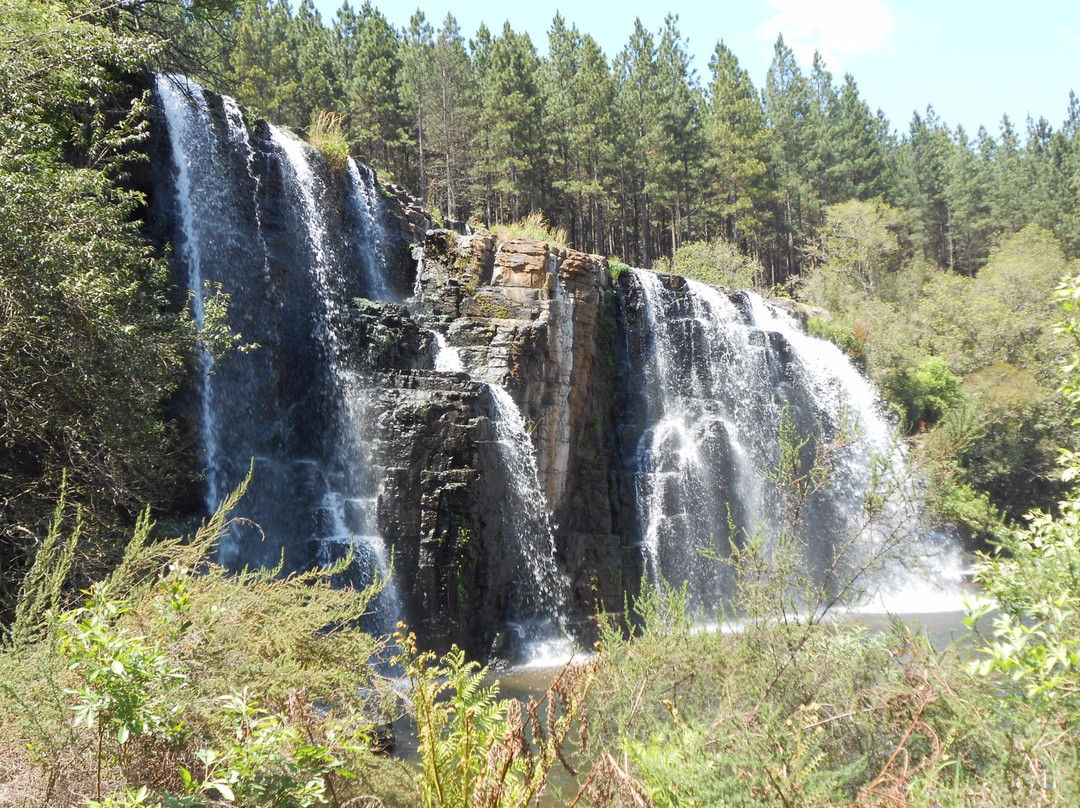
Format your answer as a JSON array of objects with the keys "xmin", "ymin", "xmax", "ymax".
[
  {"xmin": 489, "ymin": 212, "xmax": 568, "ymax": 248},
  {"xmin": 395, "ymin": 627, "xmax": 592, "ymax": 808},
  {"xmin": 307, "ymin": 110, "xmax": 350, "ymax": 172},
  {"xmin": 608, "ymin": 258, "xmax": 631, "ymax": 279},
  {"xmin": 882, "ymin": 355, "xmax": 963, "ymax": 430},
  {"xmin": 806, "ymin": 315, "xmax": 869, "ymax": 370},
  {"xmin": 0, "ymin": 481, "xmax": 391, "ymax": 807},
  {"xmin": 652, "ymin": 239, "xmax": 764, "ymax": 289}
]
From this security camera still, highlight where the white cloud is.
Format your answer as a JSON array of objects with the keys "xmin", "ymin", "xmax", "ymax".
[{"xmin": 759, "ymin": 0, "xmax": 897, "ymax": 70}]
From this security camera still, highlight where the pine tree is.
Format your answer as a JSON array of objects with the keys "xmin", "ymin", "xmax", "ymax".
[
  {"xmin": 542, "ymin": 14, "xmax": 582, "ymax": 243},
  {"xmin": 476, "ymin": 23, "xmax": 545, "ymax": 223},
  {"xmin": 764, "ymin": 34, "xmax": 816, "ymax": 280},
  {"xmin": 900, "ymin": 107, "xmax": 957, "ymax": 269},
  {"xmin": 614, "ymin": 19, "xmax": 660, "ymax": 265},
  {"xmin": 336, "ymin": 2, "xmax": 410, "ymax": 179},
  {"xmin": 1056, "ymin": 91, "xmax": 1080, "ymax": 257},
  {"xmin": 400, "ymin": 11, "xmax": 435, "ymax": 203},
  {"xmin": 542, "ymin": 17, "xmax": 618, "ymax": 252},
  {"xmin": 293, "ymin": 0, "xmax": 339, "ymax": 127},
  {"xmin": 703, "ymin": 40, "xmax": 773, "ymax": 253},
  {"xmin": 654, "ymin": 14, "xmax": 705, "ymax": 255},
  {"xmin": 429, "ymin": 14, "xmax": 477, "ymax": 221},
  {"xmin": 229, "ymin": 0, "xmax": 302, "ymax": 126},
  {"xmin": 944, "ymin": 125, "xmax": 993, "ymax": 275},
  {"xmin": 824, "ymin": 74, "xmax": 890, "ymax": 203}
]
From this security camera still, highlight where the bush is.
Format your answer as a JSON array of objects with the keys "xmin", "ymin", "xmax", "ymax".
[
  {"xmin": 588, "ymin": 583, "xmax": 992, "ymax": 807},
  {"xmin": 882, "ymin": 355, "xmax": 963, "ymax": 430},
  {"xmin": 608, "ymin": 259, "xmax": 630, "ymax": 279},
  {"xmin": 0, "ymin": 482, "xmax": 394, "ymax": 807},
  {"xmin": 806, "ymin": 315, "xmax": 869, "ymax": 370},
  {"xmin": 651, "ymin": 239, "xmax": 763, "ymax": 289},
  {"xmin": 0, "ymin": 1, "xmax": 200, "ymax": 623},
  {"xmin": 488, "ymin": 212, "xmax": 568, "ymax": 248},
  {"xmin": 307, "ymin": 110, "xmax": 350, "ymax": 172}
]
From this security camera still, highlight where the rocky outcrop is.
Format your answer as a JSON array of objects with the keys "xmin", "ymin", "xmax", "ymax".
[{"xmin": 408, "ymin": 232, "xmax": 626, "ymax": 631}]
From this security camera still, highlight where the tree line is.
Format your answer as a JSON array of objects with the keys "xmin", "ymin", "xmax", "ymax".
[{"xmin": 187, "ymin": 0, "xmax": 1080, "ymax": 282}]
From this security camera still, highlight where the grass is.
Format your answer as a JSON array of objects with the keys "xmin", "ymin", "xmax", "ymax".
[
  {"xmin": 307, "ymin": 110, "xmax": 349, "ymax": 172},
  {"xmin": 488, "ymin": 211, "xmax": 569, "ymax": 248}
]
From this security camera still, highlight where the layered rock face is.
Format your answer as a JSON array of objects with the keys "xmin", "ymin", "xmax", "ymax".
[{"xmin": 409, "ymin": 231, "xmax": 624, "ymax": 651}]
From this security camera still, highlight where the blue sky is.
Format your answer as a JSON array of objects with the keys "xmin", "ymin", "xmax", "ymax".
[{"xmin": 311, "ymin": 0, "xmax": 1079, "ymax": 138}]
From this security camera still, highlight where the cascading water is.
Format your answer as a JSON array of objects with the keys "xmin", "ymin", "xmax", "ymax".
[
  {"xmin": 428, "ymin": 328, "xmax": 569, "ymax": 649},
  {"xmin": 484, "ymin": 384, "xmax": 567, "ymax": 619},
  {"xmin": 156, "ymin": 74, "xmax": 264, "ymax": 544},
  {"xmin": 156, "ymin": 75, "xmax": 399, "ymax": 628},
  {"xmin": 744, "ymin": 292, "xmax": 964, "ymax": 612},
  {"xmin": 623, "ymin": 268, "xmax": 961, "ymax": 615},
  {"xmin": 158, "ymin": 73, "xmax": 958, "ymax": 660},
  {"xmin": 269, "ymin": 125, "xmax": 400, "ymax": 629},
  {"xmin": 345, "ymin": 158, "xmax": 394, "ymax": 300},
  {"xmin": 432, "ymin": 332, "xmax": 466, "ymax": 373}
]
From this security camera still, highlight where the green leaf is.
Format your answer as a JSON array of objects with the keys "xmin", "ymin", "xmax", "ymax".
[{"xmin": 214, "ymin": 782, "xmax": 235, "ymax": 802}]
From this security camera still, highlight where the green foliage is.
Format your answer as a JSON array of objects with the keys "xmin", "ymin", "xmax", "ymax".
[
  {"xmin": 883, "ymin": 355, "xmax": 963, "ymax": 429},
  {"xmin": 591, "ymin": 582, "xmax": 982, "ymax": 807},
  {"xmin": 489, "ymin": 211, "xmax": 568, "ymax": 248},
  {"xmin": 955, "ymin": 269, "xmax": 1080, "ymax": 801},
  {"xmin": 607, "ymin": 259, "xmax": 630, "ymax": 279},
  {"xmin": 59, "ymin": 582, "xmax": 187, "ymax": 799},
  {"xmin": 652, "ymin": 239, "xmax": 764, "ymax": 289},
  {"xmin": 808, "ymin": 226, "xmax": 1075, "ymax": 522},
  {"xmin": 395, "ymin": 626, "xmax": 592, "ymax": 808},
  {"xmin": 178, "ymin": 0, "xmax": 1080, "ymax": 281},
  {"xmin": 60, "ymin": 585, "xmax": 186, "ymax": 746},
  {"xmin": 8, "ymin": 476, "xmax": 82, "ymax": 647},
  {"xmin": 966, "ymin": 270, "xmax": 1080, "ymax": 700},
  {"xmin": 0, "ymin": 484, "xmax": 391, "ymax": 807},
  {"xmin": 307, "ymin": 109, "xmax": 349, "ymax": 172},
  {"xmin": 803, "ymin": 199, "xmax": 903, "ymax": 304},
  {"xmin": 178, "ymin": 689, "xmax": 361, "ymax": 808},
  {"xmin": 0, "ymin": 0, "xmax": 214, "ymax": 621},
  {"xmin": 397, "ymin": 632, "xmax": 506, "ymax": 808},
  {"xmin": 806, "ymin": 314, "xmax": 869, "ymax": 369},
  {"xmin": 967, "ymin": 498, "xmax": 1080, "ymax": 698}
]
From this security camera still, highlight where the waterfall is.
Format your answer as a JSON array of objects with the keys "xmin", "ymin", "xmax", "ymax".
[
  {"xmin": 157, "ymin": 73, "xmax": 958, "ymax": 661},
  {"xmin": 484, "ymin": 384, "xmax": 567, "ymax": 621},
  {"xmin": 268, "ymin": 126, "xmax": 346, "ymax": 358},
  {"xmin": 345, "ymin": 158, "xmax": 394, "ymax": 300},
  {"xmin": 156, "ymin": 74, "xmax": 263, "ymax": 543},
  {"xmin": 429, "ymin": 329, "xmax": 569, "ymax": 649},
  {"xmin": 433, "ymin": 332, "xmax": 466, "ymax": 373},
  {"xmin": 268, "ymin": 124, "xmax": 400, "ymax": 624},
  {"xmin": 624, "ymin": 269, "xmax": 961, "ymax": 615},
  {"xmin": 156, "ymin": 75, "xmax": 399, "ymax": 625}
]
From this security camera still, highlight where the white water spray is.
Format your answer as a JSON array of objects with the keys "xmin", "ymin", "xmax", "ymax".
[{"xmin": 627, "ymin": 269, "xmax": 962, "ymax": 613}]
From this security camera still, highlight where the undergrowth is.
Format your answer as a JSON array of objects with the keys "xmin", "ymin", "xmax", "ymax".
[
  {"xmin": 0, "ymin": 478, "xmax": 407, "ymax": 807},
  {"xmin": 9, "ymin": 273, "xmax": 1080, "ymax": 805}
]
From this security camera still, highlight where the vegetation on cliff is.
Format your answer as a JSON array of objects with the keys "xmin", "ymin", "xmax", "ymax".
[{"xmin": 2, "ymin": 0, "xmax": 188, "ymax": 620}]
